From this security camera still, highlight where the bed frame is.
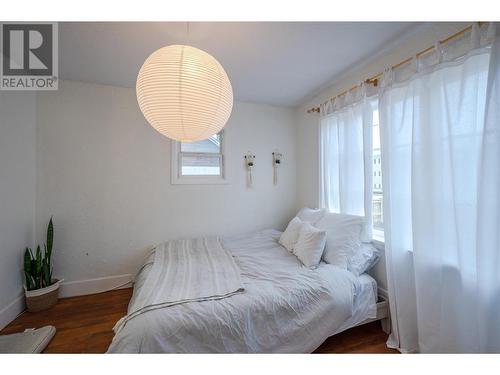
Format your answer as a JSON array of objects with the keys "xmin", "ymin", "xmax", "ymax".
[
  {"xmin": 359, "ymin": 240, "xmax": 391, "ymax": 334},
  {"xmin": 355, "ymin": 293, "xmax": 391, "ymax": 334}
]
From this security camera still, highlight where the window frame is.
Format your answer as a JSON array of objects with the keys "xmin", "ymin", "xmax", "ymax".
[
  {"xmin": 371, "ymin": 106, "xmax": 385, "ymax": 243},
  {"xmin": 170, "ymin": 130, "xmax": 230, "ymax": 185}
]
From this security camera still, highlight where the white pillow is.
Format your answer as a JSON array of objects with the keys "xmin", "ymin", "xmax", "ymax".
[
  {"xmin": 348, "ymin": 243, "xmax": 380, "ymax": 276},
  {"xmin": 279, "ymin": 216, "xmax": 303, "ymax": 252},
  {"xmin": 293, "ymin": 222, "xmax": 327, "ymax": 269},
  {"xmin": 296, "ymin": 207, "xmax": 326, "ymax": 224},
  {"xmin": 315, "ymin": 212, "xmax": 365, "ymax": 269}
]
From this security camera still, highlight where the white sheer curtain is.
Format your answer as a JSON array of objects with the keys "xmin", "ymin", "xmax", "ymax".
[
  {"xmin": 319, "ymin": 84, "xmax": 375, "ymax": 241},
  {"xmin": 380, "ymin": 23, "xmax": 500, "ymax": 353}
]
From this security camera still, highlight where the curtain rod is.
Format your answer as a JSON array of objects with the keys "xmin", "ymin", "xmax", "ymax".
[{"xmin": 306, "ymin": 22, "xmax": 484, "ymax": 114}]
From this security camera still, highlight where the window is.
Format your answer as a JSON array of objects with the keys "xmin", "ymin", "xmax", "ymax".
[
  {"xmin": 171, "ymin": 130, "xmax": 229, "ymax": 184},
  {"xmin": 319, "ymin": 100, "xmax": 384, "ymax": 242},
  {"xmin": 372, "ymin": 109, "xmax": 384, "ymax": 241}
]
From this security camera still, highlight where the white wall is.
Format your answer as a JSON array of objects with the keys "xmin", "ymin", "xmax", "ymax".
[
  {"xmin": 0, "ymin": 92, "xmax": 37, "ymax": 327},
  {"xmin": 36, "ymin": 80, "xmax": 297, "ymax": 285}
]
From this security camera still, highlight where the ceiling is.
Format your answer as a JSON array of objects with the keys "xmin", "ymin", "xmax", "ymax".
[{"xmin": 59, "ymin": 22, "xmax": 422, "ymax": 107}]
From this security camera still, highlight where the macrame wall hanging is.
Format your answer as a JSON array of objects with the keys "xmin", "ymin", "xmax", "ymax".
[
  {"xmin": 272, "ymin": 151, "xmax": 282, "ymax": 185},
  {"xmin": 244, "ymin": 153, "xmax": 255, "ymax": 187}
]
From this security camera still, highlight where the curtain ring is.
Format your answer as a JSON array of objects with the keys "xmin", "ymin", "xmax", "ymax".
[
  {"xmin": 486, "ymin": 22, "xmax": 496, "ymax": 42},
  {"xmin": 326, "ymin": 100, "xmax": 333, "ymax": 115},
  {"xmin": 321, "ymin": 99, "xmax": 333, "ymax": 116},
  {"xmin": 434, "ymin": 41, "xmax": 443, "ymax": 63},
  {"xmin": 471, "ymin": 22, "xmax": 480, "ymax": 49},
  {"xmin": 332, "ymin": 96, "xmax": 339, "ymax": 111},
  {"xmin": 411, "ymin": 55, "xmax": 418, "ymax": 73},
  {"xmin": 359, "ymin": 81, "xmax": 367, "ymax": 98},
  {"xmin": 381, "ymin": 66, "xmax": 393, "ymax": 87},
  {"xmin": 319, "ymin": 102, "xmax": 326, "ymax": 116}
]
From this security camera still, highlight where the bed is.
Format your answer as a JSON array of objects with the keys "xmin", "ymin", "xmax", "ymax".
[{"xmin": 107, "ymin": 229, "xmax": 382, "ymax": 353}]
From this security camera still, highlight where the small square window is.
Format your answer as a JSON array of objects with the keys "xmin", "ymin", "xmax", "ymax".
[{"xmin": 171, "ymin": 131, "xmax": 229, "ymax": 185}]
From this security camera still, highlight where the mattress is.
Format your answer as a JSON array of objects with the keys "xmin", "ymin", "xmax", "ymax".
[{"xmin": 107, "ymin": 229, "xmax": 377, "ymax": 353}]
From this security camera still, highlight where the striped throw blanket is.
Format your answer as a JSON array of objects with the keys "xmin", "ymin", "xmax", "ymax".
[{"xmin": 114, "ymin": 237, "xmax": 244, "ymax": 333}]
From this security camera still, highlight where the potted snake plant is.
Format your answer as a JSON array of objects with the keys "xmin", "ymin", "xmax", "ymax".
[{"xmin": 23, "ymin": 217, "xmax": 63, "ymax": 312}]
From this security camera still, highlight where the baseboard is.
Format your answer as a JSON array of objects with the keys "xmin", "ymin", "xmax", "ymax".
[
  {"xmin": 0, "ymin": 293, "xmax": 25, "ymax": 330},
  {"xmin": 59, "ymin": 274, "xmax": 133, "ymax": 298}
]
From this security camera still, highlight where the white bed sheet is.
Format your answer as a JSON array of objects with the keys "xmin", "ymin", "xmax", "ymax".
[{"xmin": 107, "ymin": 229, "xmax": 377, "ymax": 353}]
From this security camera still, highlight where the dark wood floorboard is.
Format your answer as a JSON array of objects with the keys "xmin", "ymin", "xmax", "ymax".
[{"xmin": 1, "ymin": 288, "xmax": 397, "ymax": 353}]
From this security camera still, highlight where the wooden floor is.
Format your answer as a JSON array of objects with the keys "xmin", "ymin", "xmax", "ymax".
[{"xmin": 1, "ymin": 288, "xmax": 397, "ymax": 353}]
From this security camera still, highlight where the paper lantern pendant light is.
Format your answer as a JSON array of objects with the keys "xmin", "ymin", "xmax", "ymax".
[{"xmin": 136, "ymin": 45, "xmax": 233, "ymax": 142}]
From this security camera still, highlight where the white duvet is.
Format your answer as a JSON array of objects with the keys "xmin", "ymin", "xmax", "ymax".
[{"xmin": 107, "ymin": 229, "xmax": 373, "ymax": 353}]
